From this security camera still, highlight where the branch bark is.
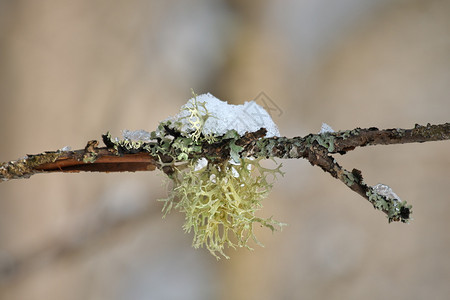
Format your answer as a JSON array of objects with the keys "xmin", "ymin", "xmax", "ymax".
[{"xmin": 1, "ymin": 123, "xmax": 449, "ymax": 222}]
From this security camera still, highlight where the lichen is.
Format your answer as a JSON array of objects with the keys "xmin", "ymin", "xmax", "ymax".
[
  {"xmin": 180, "ymin": 91, "xmax": 213, "ymax": 142},
  {"xmin": 82, "ymin": 153, "xmax": 98, "ymax": 163},
  {"xmin": 305, "ymin": 133, "xmax": 336, "ymax": 152},
  {"xmin": 0, "ymin": 152, "xmax": 64, "ymax": 180},
  {"xmin": 342, "ymin": 170, "xmax": 357, "ymax": 186},
  {"xmin": 412, "ymin": 123, "xmax": 445, "ymax": 139},
  {"xmin": 102, "ymin": 92, "xmax": 284, "ymax": 259},
  {"xmin": 339, "ymin": 168, "xmax": 411, "ymax": 223},
  {"xmin": 161, "ymin": 157, "xmax": 284, "ymax": 259},
  {"xmin": 366, "ymin": 187, "xmax": 411, "ymax": 223},
  {"xmin": 158, "ymin": 93, "xmax": 284, "ymax": 259},
  {"xmin": 338, "ymin": 128, "xmax": 361, "ymax": 140}
]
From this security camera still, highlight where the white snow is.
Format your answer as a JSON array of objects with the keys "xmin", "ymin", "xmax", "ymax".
[
  {"xmin": 194, "ymin": 158, "xmax": 208, "ymax": 171},
  {"xmin": 59, "ymin": 146, "xmax": 72, "ymax": 152},
  {"xmin": 372, "ymin": 183, "xmax": 401, "ymax": 201},
  {"xmin": 231, "ymin": 166, "xmax": 240, "ymax": 178},
  {"xmin": 122, "ymin": 129, "xmax": 152, "ymax": 142},
  {"xmin": 165, "ymin": 93, "xmax": 280, "ymax": 138},
  {"xmin": 122, "ymin": 93, "xmax": 280, "ymax": 143},
  {"xmin": 319, "ymin": 123, "xmax": 335, "ymax": 134}
]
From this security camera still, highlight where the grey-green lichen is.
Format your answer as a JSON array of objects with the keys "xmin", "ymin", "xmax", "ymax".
[
  {"xmin": 305, "ymin": 133, "xmax": 336, "ymax": 152},
  {"xmin": 342, "ymin": 170, "xmax": 358, "ymax": 187},
  {"xmin": 366, "ymin": 187, "xmax": 411, "ymax": 223},
  {"xmin": 339, "ymin": 128, "xmax": 361, "ymax": 139},
  {"xmin": 394, "ymin": 127, "xmax": 405, "ymax": 137},
  {"xmin": 338, "ymin": 168, "xmax": 411, "ymax": 223},
  {"xmin": 303, "ymin": 128, "xmax": 363, "ymax": 153}
]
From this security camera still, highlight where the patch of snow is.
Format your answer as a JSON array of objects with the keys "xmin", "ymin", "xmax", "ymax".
[
  {"xmin": 165, "ymin": 93, "xmax": 280, "ymax": 138},
  {"xmin": 231, "ymin": 166, "xmax": 239, "ymax": 178},
  {"xmin": 210, "ymin": 174, "xmax": 217, "ymax": 183},
  {"xmin": 372, "ymin": 183, "xmax": 401, "ymax": 202},
  {"xmin": 122, "ymin": 129, "xmax": 151, "ymax": 142},
  {"xmin": 194, "ymin": 158, "xmax": 208, "ymax": 171},
  {"xmin": 59, "ymin": 146, "xmax": 71, "ymax": 152},
  {"xmin": 319, "ymin": 123, "xmax": 334, "ymax": 134}
]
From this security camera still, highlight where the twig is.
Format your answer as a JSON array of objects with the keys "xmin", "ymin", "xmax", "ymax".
[
  {"xmin": 1, "ymin": 123, "xmax": 449, "ymax": 222},
  {"xmin": 0, "ymin": 146, "xmax": 158, "ymax": 180}
]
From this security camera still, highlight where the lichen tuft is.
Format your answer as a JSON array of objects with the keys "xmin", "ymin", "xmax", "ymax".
[{"xmin": 161, "ymin": 157, "xmax": 284, "ymax": 259}]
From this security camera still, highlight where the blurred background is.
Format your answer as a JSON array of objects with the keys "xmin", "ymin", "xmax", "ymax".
[{"xmin": 0, "ymin": 0, "xmax": 449, "ymax": 299}]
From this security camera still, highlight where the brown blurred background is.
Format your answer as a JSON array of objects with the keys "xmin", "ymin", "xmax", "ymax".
[{"xmin": 0, "ymin": 0, "xmax": 449, "ymax": 299}]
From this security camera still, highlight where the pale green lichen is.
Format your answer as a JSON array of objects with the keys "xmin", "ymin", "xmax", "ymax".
[
  {"xmin": 161, "ymin": 157, "xmax": 284, "ymax": 259},
  {"xmin": 184, "ymin": 91, "xmax": 209, "ymax": 142},
  {"xmin": 168, "ymin": 90, "xmax": 218, "ymax": 144}
]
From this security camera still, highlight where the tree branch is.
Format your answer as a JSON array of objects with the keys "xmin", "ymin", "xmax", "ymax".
[
  {"xmin": 0, "ymin": 146, "xmax": 158, "ymax": 181},
  {"xmin": 1, "ymin": 123, "xmax": 449, "ymax": 222}
]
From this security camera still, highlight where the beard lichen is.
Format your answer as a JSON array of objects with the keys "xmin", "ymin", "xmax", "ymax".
[{"xmin": 161, "ymin": 157, "xmax": 284, "ymax": 259}]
